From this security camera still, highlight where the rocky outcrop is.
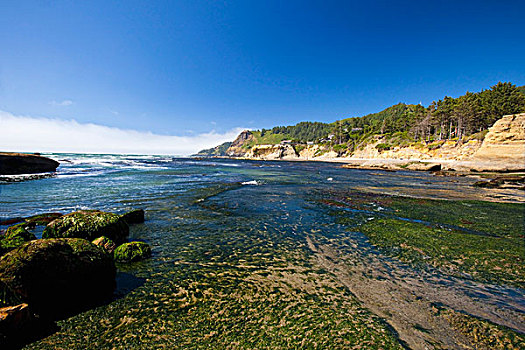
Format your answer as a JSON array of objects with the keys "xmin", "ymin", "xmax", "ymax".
[
  {"xmin": 114, "ymin": 241, "xmax": 152, "ymax": 262},
  {"xmin": 246, "ymin": 144, "xmax": 299, "ymax": 160},
  {"xmin": 1, "ymin": 224, "xmax": 37, "ymax": 256},
  {"xmin": 0, "ymin": 153, "xmax": 59, "ymax": 175},
  {"xmin": 121, "ymin": 209, "xmax": 145, "ymax": 224},
  {"xmin": 226, "ymin": 130, "xmax": 254, "ymax": 157},
  {"xmin": 0, "ymin": 238, "xmax": 116, "ymax": 318},
  {"xmin": 470, "ymin": 113, "xmax": 525, "ymax": 170},
  {"xmin": 43, "ymin": 210, "xmax": 129, "ymax": 244}
]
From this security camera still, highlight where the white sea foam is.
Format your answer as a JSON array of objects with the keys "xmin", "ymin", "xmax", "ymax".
[{"xmin": 241, "ymin": 180, "xmax": 260, "ymax": 185}]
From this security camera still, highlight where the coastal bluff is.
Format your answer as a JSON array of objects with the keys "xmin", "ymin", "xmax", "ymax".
[
  {"xmin": 0, "ymin": 153, "xmax": 59, "ymax": 175},
  {"xmin": 215, "ymin": 113, "xmax": 525, "ymax": 172}
]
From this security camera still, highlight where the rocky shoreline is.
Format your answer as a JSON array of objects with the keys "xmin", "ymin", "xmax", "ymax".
[
  {"xmin": 212, "ymin": 113, "xmax": 525, "ymax": 175},
  {"xmin": 0, "ymin": 209, "xmax": 151, "ymax": 348}
]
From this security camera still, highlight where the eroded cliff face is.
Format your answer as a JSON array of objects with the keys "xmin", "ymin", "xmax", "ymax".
[
  {"xmin": 471, "ymin": 113, "xmax": 525, "ymax": 162},
  {"xmin": 350, "ymin": 139, "xmax": 482, "ymax": 161},
  {"xmin": 246, "ymin": 144, "xmax": 298, "ymax": 160},
  {"xmin": 226, "ymin": 130, "xmax": 253, "ymax": 157}
]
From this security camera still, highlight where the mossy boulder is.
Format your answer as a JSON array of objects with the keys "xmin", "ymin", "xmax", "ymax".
[
  {"xmin": 0, "ymin": 224, "xmax": 37, "ymax": 256},
  {"xmin": 92, "ymin": 236, "xmax": 116, "ymax": 254},
  {"xmin": 114, "ymin": 241, "xmax": 152, "ymax": 262},
  {"xmin": 0, "ymin": 238, "xmax": 116, "ymax": 318},
  {"xmin": 43, "ymin": 210, "xmax": 129, "ymax": 244},
  {"xmin": 120, "ymin": 209, "xmax": 145, "ymax": 224},
  {"xmin": 5, "ymin": 223, "xmax": 36, "ymax": 241}
]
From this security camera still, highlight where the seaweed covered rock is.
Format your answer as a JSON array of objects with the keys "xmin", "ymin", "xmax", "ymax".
[
  {"xmin": 5, "ymin": 223, "xmax": 36, "ymax": 241},
  {"xmin": 0, "ymin": 238, "xmax": 116, "ymax": 318},
  {"xmin": 1, "ymin": 224, "xmax": 37, "ymax": 256},
  {"xmin": 120, "ymin": 209, "xmax": 145, "ymax": 224},
  {"xmin": 114, "ymin": 241, "xmax": 152, "ymax": 262},
  {"xmin": 43, "ymin": 210, "xmax": 129, "ymax": 244},
  {"xmin": 92, "ymin": 236, "xmax": 116, "ymax": 254}
]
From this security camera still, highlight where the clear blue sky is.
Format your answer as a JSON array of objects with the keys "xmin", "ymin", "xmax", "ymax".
[{"xmin": 1, "ymin": 0, "xmax": 524, "ymax": 138}]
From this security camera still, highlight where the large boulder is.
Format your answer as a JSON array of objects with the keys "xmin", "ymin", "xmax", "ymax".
[
  {"xmin": 0, "ymin": 153, "xmax": 59, "ymax": 175},
  {"xmin": 1, "ymin": 224, "xmax": 37, "ymax": 256},
  {"xmin": 114, "ymin": 241, "xmax": 152, "ymax": 262},
  {"xmin": 0, "ymin": 238, "xmax": 116, "ymax": 318},
  {"xmin": 43, "ymin": 210, "xmax": 129, "ymax": 244},
  {"xmin": 120, "ymin": 209, "xmax": 145, "ymax": 224}
]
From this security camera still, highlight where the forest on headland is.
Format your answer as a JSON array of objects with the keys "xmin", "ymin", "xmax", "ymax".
[{"xmin": 197, "ymin": 82, "xmax": 525, "ymax": 156}]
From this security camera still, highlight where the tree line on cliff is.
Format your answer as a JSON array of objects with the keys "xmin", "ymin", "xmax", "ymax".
[
  {"xmin": 272, "ymin": 82, "xmax": 525, "ymax": 144},
  {"xmin": 196, "ymin": 82, "xmax": 525, "ymax": 156}
]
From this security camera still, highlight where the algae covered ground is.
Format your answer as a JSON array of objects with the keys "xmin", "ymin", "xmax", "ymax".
[{"xmin": 323, "ymin": 191, "xmax": 524, "ymax": 288}]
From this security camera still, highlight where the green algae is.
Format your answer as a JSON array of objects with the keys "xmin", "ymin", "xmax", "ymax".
[
  {"xmin": 42, "ymin": 211, "xmax": 129, "ymax": 243},
  {"xmin": 360, "ymin": 218, "xmax": 524, "ymax": 288},
  {"xmin": 114, "ymin": 242, "xmax": 152, "ymax": 262},
  {"xmin": 92, "ymin": 236, "xmax": 116, "ymax": 254},
  {"xmin": 24, "ymin": 197, "xmax": 405, "ymax": 349},
  {"xmin": 1, "ymin": 223, "xmax": 37, "ymax": 256},
  {"xmin": 322, "ymin": 190, "xmax": 525, "ymax": 288},
  {"xmin": 432, "ymin": 306, "xmax": 525, "ymax": 349}
]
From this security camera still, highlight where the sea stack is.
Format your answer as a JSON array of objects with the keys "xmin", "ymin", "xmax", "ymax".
[{"xmin": 0, "ymin": 153, "xmax": 59, "ymax": 175}]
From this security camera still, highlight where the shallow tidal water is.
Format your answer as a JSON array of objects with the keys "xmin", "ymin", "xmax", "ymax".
[{"xmin": 0, "ymin": 154, "xmax": 524, "ymax": 349}]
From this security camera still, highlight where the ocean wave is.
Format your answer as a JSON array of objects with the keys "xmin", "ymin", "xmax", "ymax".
[{"xmin": 241, "ymin": 180, "xmax": 261, "ymax": 185}]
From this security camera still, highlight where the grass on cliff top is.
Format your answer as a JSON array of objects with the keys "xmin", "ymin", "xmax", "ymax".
[
  {"xmin": 242, "ymin": 131, "xmax": 287, "ymax": 149},
  {"xmin": 322, "ymin": 191, "xmax": 525, "ymax": 288}
]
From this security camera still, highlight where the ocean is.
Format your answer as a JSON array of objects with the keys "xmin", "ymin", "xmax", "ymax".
[{"xmin": 0, "ymin": 154, "xmax": 523, "ymax": 348}]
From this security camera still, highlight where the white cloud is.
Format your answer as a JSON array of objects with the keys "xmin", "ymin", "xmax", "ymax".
[
  {"xmin": 0, "ymin": 110, "xmax": 244, "ymax": 156},
  {"xmin": 50, "ymin": 99, "xmax": 74, "ymax": 107}
]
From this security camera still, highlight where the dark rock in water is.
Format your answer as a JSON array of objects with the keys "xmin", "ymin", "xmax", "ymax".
[
  {"xmin": 0, "ymin": 238, "xmax": 116, "ymax": 318},
  {"xmin": 0, "ymin": 218, "xmax": 24, "ymax": 226},
  {"xmin": 92, "ymin": 236, "xmax": 116, "ymax": 254},
  {"xmin": 43, "ymin": 210, "xmax": 129, "ymax": 244},
  {"xmin": 0, "ymin": 153, "xmax": 59, "ymax": 175},
  {"xmin": 114, "ymin": 241, "xmax": 152, "ymax": 262},
  {"xmin": 24, "ymin": 213, "xmax": 63, "ymax": 225},
  {"xmin": 472, "ymin": 176, "xmax": 524, "ymax": 189},
  {"xmin": 120, "ymin": 209, "xmax": 145, "ymax": 224}
]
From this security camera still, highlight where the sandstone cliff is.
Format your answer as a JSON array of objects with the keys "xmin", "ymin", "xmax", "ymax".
[
  {"xmin": 226, "ymin": 130, "xmax": 253, "ymax": 157},
  {"xmin": 246, "ymin": 144, "xmax": 298, "ymax": 160},
  {"xmin": 471, "ymin": 113, "xmax": 525, "ymax": 162}
]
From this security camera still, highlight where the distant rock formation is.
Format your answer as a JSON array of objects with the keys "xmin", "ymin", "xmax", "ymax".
[
  {"xmin": 0, "ymin": 153, "xmax": 59, "ymax": 175},
  {"xmin": 226, "ymin": 130, "xmax": 253, "ymax": 157},
  {"xmin": 194, "ymin": 141, "xmax": 232, "ymax": 157}
]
